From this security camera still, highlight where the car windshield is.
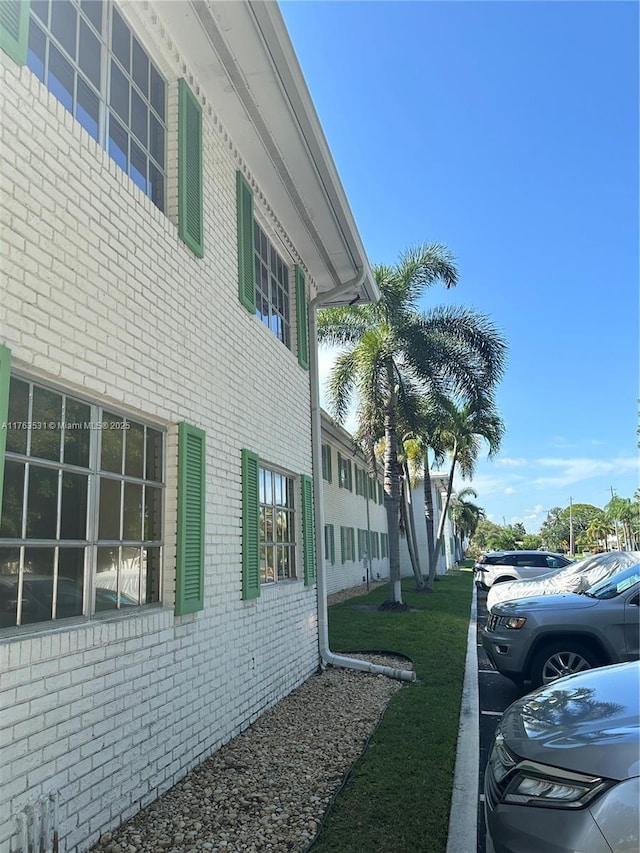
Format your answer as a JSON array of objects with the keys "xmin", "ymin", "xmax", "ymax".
[{"xmin": 586, "ymin": 562, "xmax": 640, "ymax": 599}]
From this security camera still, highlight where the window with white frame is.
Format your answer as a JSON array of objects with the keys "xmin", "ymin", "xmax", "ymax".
[
  {"xmin": 341, "ymin": 526, "xmax": 355, "ymax": 562},
  {"xmin": 0, "ymin": 376, "xmax": 164, "ymax": 629},
  {"xmin": 27, "ymin": 0, "xmax": 167, "ymax": 210},
  {"xmin": 253, "ymin": 221, "xmax": 291, "ymax": 348},
  {"xmin": 258, "ymin": 465, "xmax": 296, "ymax": 584}
]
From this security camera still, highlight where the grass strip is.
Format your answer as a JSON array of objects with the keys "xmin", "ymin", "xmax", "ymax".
[{"xmin": 310, "ymin": 573, "xmax": 472, "ymax": 853}]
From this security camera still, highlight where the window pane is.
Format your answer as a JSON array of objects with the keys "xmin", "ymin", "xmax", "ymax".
[
  {"xmin": 0, "ymin": 548, "xmax": 21, "ymax": 629},
  {"xmin": 22, "ymin": 548, "xmax": 55, "ymax": 624},
  {"xmin": 149, "ymin": 113, "xmax": 164, "ymax": 164},
  {"xmin": 27, "ymin": 19, "xmax": 47, "ymax": 82},
  {"xmin": 150, "ymin": 64, "xmax": 165, "ymax": 120},
  {"xmin": 48, "ymin": 43, "xmax": 74, "ymax": 112},
  {"xmin": 51, "ymin": 0, "xmax": 77, "ymax": 59},
  {"xmin": 145, "ymin": 428, "xmax": 163, "ymax": 482},
  {"xmin": 100, "ymin": 413, "xmax": 123, "ymax": 472},
  {"xmin": 130, "ymin": 139, "xmax": 147, "ymax": 193},
  {"xmin": 56, "ymin": 548, "xmax": 85, "ymax": 618},
  {"xmin": 60, "ymin": 472, "xmax": 88, "ymax": 540},
  {"xmin": 143, "ymin": 546, "xmax": 160, "ymax": 603},
  {"xmin": 131, "ymin": 89, "xmax": 147, "ymax": 146},
  {"xmin": 109, "ymin": 60, "xmax": 129, "ymax": 122},
  {"xmin": 81, "ymin": 0, "xmax": 103, "ymax": 32},
  {"xmin": 264, "ymin": 507, "xmax": 273, "ymax": 543},
  {"xmin": 124, "ymin": 421, "xmax": 144, "ymax": 478},
  {"xmin": 76, "ymin": 76, "xmax": 99, "ymax": 140},
  {"xmin": 32, "ymin": 0, "xmax": 49, "ymax": 25},
  {"xmin": 120, "ymin": 546, "xmax": 140, "ymax": 605},
  {"xmin": 108, "ymin": 112, "xmax": 128, "ymax": 171},
  {"xmin": 30, "ymin": 387, "xmax": 62, "ymax": 461},
  {"xmin": 0, "ymin": 462, "xmax": 25, "ymax": 538},
  {"xmin": 144, "ymin": 486, "xmax": 162, "ymax": 541},
  {"xmin": 26, "ymin": 466, "xmax": 58, "ymax": 539},
  {"xmin": 78, "ymin": 18, "xmax": 101, "ymax": 88},
  {"xmin": 6, "ymin": 379, "xmax": 29, "ymax": 455},
  {"xmin": 111, "ymin": 7, "xmax": 130, "ymax": 71},
  {"xmin": 132, "ymin": 36, "xmax": 148, "ymax": 96},
  {"xmin": 95, "ymin": 546, "xmax": 118, "ymax": 610},
  {"xmin": 123, "ymin": 483, "xmax": 142, "ymax": 540},
  {"xmin": 98, "ymin": 478, "xmax": 121, "ymax": 539},
  {"xmin": 63, "ymin": 399, "xmax": 91, "ymax": 467}
]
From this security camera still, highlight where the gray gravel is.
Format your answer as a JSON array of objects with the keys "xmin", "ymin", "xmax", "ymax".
[{"xmin": 93, "ymin": 585, "xmax": 408, "ymax": 853}]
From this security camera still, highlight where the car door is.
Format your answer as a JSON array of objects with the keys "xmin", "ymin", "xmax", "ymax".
[{"xmin": 624, "ymin": 588, "xmax": 640, "ymax": 659}]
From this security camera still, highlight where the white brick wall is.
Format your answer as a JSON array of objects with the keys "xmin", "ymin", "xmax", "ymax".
[{"xmin": 0, "ymin": 8, "xmax": 319, "ymax": 850}]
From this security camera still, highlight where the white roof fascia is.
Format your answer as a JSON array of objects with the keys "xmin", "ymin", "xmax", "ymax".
[{"xmin": 141, "ymin": 0, "xmax": 379, "ymax": 306}]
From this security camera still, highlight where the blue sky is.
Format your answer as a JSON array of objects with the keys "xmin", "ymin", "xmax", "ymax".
[{"xmin": 280, "ymin": 0, "xmax": 639, "ymax": 533}]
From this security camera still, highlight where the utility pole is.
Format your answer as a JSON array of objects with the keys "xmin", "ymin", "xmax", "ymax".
[
  {"xmin": 610, "ymin": 487, "xmax": 622, "ymax": 550},
  {"xmin": 569, "ymin": 497, "xmax": 574, "ymax": 556}
]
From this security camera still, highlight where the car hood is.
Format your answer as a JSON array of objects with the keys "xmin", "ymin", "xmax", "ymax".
[
  {"xmin": 500, "ymin": 662, "xmax": 640, "ymax": 780},
  {"xmin": 494, "ymin": 593, "xmax": 599, "ymax": 614}
]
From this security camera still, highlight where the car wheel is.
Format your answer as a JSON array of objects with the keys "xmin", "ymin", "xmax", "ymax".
[
  {"xmin": 530, "ymin": 641, "xmax": 600, "ymax": 687},
  {"xmin": 492, "ymin": 576, "xmax": 511, "ymax": 584}
]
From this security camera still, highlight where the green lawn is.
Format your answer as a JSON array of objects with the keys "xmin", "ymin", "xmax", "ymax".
[{"xmin": 310, "ymin": 573, "xmax": 472, "ymax": 853}]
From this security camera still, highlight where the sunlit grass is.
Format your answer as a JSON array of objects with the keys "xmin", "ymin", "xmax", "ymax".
[{"xmin": 310, "ymin": 573, "xmax": 472, "ymax": 853}]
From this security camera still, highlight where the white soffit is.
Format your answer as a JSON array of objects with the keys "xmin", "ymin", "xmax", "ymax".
[{"xmin": 148, "ymin": 0, "xmax": 378, "ymax": 305}]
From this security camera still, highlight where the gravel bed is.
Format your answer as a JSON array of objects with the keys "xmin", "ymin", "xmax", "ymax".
[{"xmin": 93, "ymin": 586, "xmax": 409, "ymax": 853}]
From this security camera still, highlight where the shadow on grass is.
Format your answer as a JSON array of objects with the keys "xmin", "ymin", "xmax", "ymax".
[{"xmin": 311, "ymin": 573, "xmax": 472, "ymax": 853}]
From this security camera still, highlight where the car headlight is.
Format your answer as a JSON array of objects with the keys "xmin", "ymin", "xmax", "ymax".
[
  {"xmin": 504, "ymin": 616, "xmax": 527, "ymax": 629},
  {"xmin": 503, "ymin": 760, "xmax": 611, "ymax": 808}
]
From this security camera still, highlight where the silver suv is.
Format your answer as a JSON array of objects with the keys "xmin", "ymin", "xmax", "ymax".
[
  {"xmin": 485, "ymin": 661, "xmax": 640, "ymax": 853},
  {"xmin": 475, "ymin": 550, "xmax": 572, "ymax": 590},
  {"xmin": 481, "ymin": 561, "xmax": 640, "ymax": 687}
]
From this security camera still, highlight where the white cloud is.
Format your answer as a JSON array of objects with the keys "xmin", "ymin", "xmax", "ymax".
[
  {"xmin": 504, "ymin": 486, "xmax": 516, "ymax": 495},
  {"xmin": 496, "ymin": 457, "xmax": 528, "ymax": 468},
  {"xmin": 531, "ymin": 456, "xmax": 640, "ymax": 489}
]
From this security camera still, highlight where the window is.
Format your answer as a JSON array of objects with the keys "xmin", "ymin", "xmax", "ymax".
[
  {"xmin": 254, "ymin": 220, "xmax": 291, "ymax": 348},
  {"xmin": 321, "ymin": 444, "xmax": 332, "ymax": 483},
  {"xmin": 324, "ymin": 523, "xmax": 335, "ymax": 565},
  {"xmin": 378, "ymin": 482, "xmax": 384, "ymax": 504},
  {"xmin": 258, "ymin": 465, "xmax": 296, "ymax": 584},
  {"xmin": 381, "ymin": 533, "xmax": 388, "ymax": 559},
  {"xmin": 357, "ymin": 529, "xmax": 369, "ymax": 560},
  {"xmin": 371, "ymin": 532, "xmax": 379, "ymax": 559},
  {"xmin": 26, "ymin": 0, "xmax": 167, "ymax": 210},
  {"xmin": 340, "ymin": 526, "xmax": 355, "ymax": 562},
  {"xmin": 338, "ymin": 453, "xmax": 352, "ymax": 491},
  {"xmin": 0, "ymin": 376, "xmax": 164, "ymax": 629}
]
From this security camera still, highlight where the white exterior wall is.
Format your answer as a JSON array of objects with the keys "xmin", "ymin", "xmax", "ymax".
[
  {"xmin": 320, "ymin": 419, "xmax": 389, "ymax": 595},
  {"xmin": 399, "ymin": 478, "xmax": 454, "ymax": 577},
  {"xmin": 0, "ymin": 9, "xmax": 321, "ymax": 851}
]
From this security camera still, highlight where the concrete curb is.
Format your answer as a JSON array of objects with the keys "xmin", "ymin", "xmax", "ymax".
[{"xmin": 446, "ymin": 581, "xmax": 479, "ymax": 853}]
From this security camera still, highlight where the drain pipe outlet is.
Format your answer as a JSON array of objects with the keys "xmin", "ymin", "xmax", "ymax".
[{"xmin": 309, "ymin": 276, "xmax": 415, "ymax": 684}]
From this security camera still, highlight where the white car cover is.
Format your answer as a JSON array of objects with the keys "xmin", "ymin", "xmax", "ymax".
[{"xmin": 486, "ymin": 551, "xmax": 640, "ymax": 612}]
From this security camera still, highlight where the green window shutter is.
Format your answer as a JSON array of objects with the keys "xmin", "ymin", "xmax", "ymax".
[
  {"xmin": 326, "ymin": 446, "xmax": 332, "ymax": 483},
  {"xmin": 301, "ymin": 474, "xmax": 315, "ymax": 586},
  {"xmin": 329, "ymin": 524, "xmax": 335, "ymax": 565},
  {"xmin": 0, "ymin": 344, "xmax": 11, "ymax": 516},
  {"xmin": 295, "ymin": 265, "xmax": 309, "ymax": 370},
  {"xmin": 242, "ymin": 449, "xmax": 260, "ymax": 599},
  {"xmin": 176, "ymin": 422, "xmax": 206, "ymax": 615},
  {"xmin": 178, "ymin": 79, "xmax": 204, "ymax": 258},
  {"xmin": 337, "ymin": 452, "xmax": 342, "ymax": 488},
  {"xmin": 0, "ymin": 1, "xmax": 30, "ymax": 65},
  {"xmin": 236, "ymin": 171, "xmax": 256, "ymax": 313},
  {"xmin": 340, "ymin": 526, "xmax": 345, "ymax": 561}
]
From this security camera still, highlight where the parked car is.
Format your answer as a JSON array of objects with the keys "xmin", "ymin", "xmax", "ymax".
[
  {"xmin": 475, "ymin": 550, "xmax": 572, "ymax": 590},
  {"xmin": 482, "ymin": 561, "xmax": 640, "ymax": 687},
  {"xmin": 487, "ymin": 550, "xmax": 640, "ymax": 612},
  {"xmin": 485, "ymin": 660, "xmax": 640, "ymax": 853}
]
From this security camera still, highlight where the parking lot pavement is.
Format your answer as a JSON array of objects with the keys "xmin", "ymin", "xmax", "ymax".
[{"xmin": 475, "ymin": 586, "xmax": 529, "ymax": 853}]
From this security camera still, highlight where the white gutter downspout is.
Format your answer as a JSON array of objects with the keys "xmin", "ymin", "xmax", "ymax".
[{"xmin": 309, "ymin": 275, "xmax": 415, "ymax": 684}]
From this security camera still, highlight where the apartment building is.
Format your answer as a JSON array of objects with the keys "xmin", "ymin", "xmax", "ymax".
[{"xmin": 0, "ymin": 2, "xmax": 378, "ymax": 850}]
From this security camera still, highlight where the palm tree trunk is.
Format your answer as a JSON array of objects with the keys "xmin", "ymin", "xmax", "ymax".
[
  {"xmin": 423, "ymin": 449, "xmax": 436, "ymax": 580},
  {"xmin": 401, "ymin": 462, "xmax": 425, "ymax": 590},
  {"xmin": 383, "ymin": 379, "xmax": 403, "ymax": 605},
  {"xmin": 427, "ymin": 443, "xmax": 458, "ymax": 589}
]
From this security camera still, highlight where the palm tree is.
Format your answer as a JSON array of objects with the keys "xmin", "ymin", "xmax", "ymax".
[
  {"xmin": 450, "ymin": 488, "xmax": 485, "ymax": 562},
  {"xmin": 586, "ymin": 519, "xmax": 615, "ymax": 552},
  {"xmin": 427, "ymin": 396, "xmax": 504, "ymax": 589},
  {"xmin": 318, "ymin": 243, "xmax": 507, "ymax": 607}
]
